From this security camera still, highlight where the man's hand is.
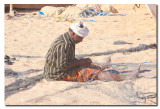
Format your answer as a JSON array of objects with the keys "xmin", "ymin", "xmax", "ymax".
[
  {"xmin": 67, "ymin": 58, "xmax": 92, "ymax": 69},
  {"xmin": 79, "ymin": 58, "xmax": 92, "ymax": 67}
]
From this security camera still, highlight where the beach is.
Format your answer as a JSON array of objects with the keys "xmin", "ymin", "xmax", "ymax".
[{"xmin": 4, "ymin": 4, "xmax": 157, "ymax": 105}]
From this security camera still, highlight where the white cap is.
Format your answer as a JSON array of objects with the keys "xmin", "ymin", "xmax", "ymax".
[{"xmin": 70, "ymin": 21, "xmax": 89, "ymax": 38}]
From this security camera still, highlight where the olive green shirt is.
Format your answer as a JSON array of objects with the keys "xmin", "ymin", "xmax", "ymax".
[{"xmin": 43, "ymin": 32, "xmax": 75, "ymax": 80}]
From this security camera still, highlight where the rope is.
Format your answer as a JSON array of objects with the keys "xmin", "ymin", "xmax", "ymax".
[
  {"xmin": 79, "ymin": 9, "xmax": 127, "ymax": 18},
  {"xmin": 136, "ymin": 92, "xmax": 157, "ymax": 99},
  {"xmin": 110, "ymin": 64, "xmax": 128, "ymax": 70},
  {"xmin": 136, "ymin": 92, "xmax": 157, "ymax": 103},
  {"xmin": 76, "ymin": 44, "xmax": 156, "ymax": 58}
]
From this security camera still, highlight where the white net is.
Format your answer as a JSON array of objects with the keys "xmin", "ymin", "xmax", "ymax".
[
  {"xmin": 74, "ymin": 61, "xmax": 157, "ymax": 105},
  {"xmin": 5, "ymin": 59, "xmax": 156, "ymax": 105}
]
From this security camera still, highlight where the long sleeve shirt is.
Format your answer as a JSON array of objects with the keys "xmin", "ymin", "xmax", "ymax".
[{"xmin": 43, "ymin": 32, "xmax": 75, "ymax": 80}]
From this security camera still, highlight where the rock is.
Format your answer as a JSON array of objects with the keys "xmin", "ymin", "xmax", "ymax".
[
  {"xmin": 5, "ymin": 68, "xmax": 18, "ymax": 77},
  {"xmin": 113, "ymin": 40, "xmax": 132, "ymax": 45}
]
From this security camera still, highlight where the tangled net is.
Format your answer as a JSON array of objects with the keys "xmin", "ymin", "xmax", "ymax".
[
  {"xmin": 70, "ymin": 60, "xmax": 157, "ymax": 105},
  {"xmin": 5, "ymin": 58, "xmax": 156, "ymax": 105}
]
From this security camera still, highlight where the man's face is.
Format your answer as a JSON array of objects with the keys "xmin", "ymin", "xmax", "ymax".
[{"xmin": 73, "ymin": 33, "xmax": 83, "ymax": 44}]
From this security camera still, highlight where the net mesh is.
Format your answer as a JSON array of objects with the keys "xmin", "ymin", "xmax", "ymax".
[
  {"xmin": 73, "ymin": 61, "xmax": 156, "ymax": 105},
  {"xmin": 5, "ymin": 59, "xmax": 156, "ymax": 105}
]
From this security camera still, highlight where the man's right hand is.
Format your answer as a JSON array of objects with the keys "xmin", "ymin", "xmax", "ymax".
[{"xmin": 79, "ymin": 58, "xmax": 92, "ymax": 67}]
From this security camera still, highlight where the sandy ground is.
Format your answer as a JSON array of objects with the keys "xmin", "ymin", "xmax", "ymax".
[{"xmin": 4, "ymin": 4, "xmax": 157, "ymax": 105}]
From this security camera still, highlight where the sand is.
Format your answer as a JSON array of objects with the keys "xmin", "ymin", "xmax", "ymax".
[{"xmin": 4, "ymin": 4, "xmax": 157, "ymax": 105}]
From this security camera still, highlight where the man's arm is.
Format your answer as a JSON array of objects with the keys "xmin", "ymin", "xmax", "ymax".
[
  {"xmin": 56, "ymin": 44, "xmax": 92, "ymax": 70},
  {"xmin": 67, "ymin": 58, "xmax": 92, "ymax": 69}
]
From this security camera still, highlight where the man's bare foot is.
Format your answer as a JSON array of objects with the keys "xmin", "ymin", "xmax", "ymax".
[
  {"xmin": 127, "ymin": 64, "xmax": 141, "ymax": 80},
  {"xmin": 102, "ymin": 56, "xmax": 111, "ymax": 70}
]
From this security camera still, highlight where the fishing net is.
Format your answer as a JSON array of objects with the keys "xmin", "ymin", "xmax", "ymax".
[
  {"xmin": 64, "ymin": 60, "xmax": 156, "ymax": 105},
  {"xmin": 38, "ymin": 4, "xmax": 123, "ymax": 19},
  {"xmin": 76, "ymin": 4, "xmax": 102, "ymax": 12},
  {"xmin": 21, "ymin": 61, "xmax": 156, "ymax": 105},
  {"xmin": 101, "ymin": 4, "xmax": 119, "ymax": 13},
  {"xmin": 5, "ymin": 57, "xmax": 156, "ymax": 105},
  {"xmin": 60, "ymin": 6, "xmax": 82, "ymax": 18},
  {"xmin": 40, "ymin": 6, "xmax": 65, "ymax": 17},
  {"xmin": 5, "ymin": 68, "xmax": 43, "ymax": 99}
]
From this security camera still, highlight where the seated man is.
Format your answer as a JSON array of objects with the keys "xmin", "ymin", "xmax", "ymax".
[{"xmin": 43, "ymin": 21, "xmax": 141, "ymax": 82}]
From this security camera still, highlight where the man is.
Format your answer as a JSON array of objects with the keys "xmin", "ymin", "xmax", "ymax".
[{"xmin": 43, "ymin": 21, "xmax": 141, "ymax": 82}]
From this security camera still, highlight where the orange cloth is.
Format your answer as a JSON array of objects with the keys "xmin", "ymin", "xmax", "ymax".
[{"xmin": 62, "ymin": 67, "xmax": 101, "ymax": 82}]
